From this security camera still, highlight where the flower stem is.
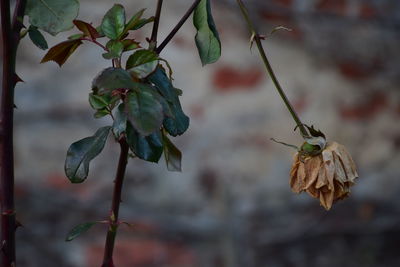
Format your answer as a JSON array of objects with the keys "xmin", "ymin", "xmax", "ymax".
[
  {"xmin": 0, "ymin": 0, "xmax": 26, "ymax": 266},
  {"xmin": 155, "ymin": 0, "xmax": 202, "ymax": 54},
  {"xmin": 101, "ymin": 139, "xmax": 129, "ymax": 267},
  {"xmin": 236, "ymin": 0, "xmax": 309, "ymax": 138}
]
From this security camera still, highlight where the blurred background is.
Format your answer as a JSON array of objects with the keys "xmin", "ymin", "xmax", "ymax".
[{"xmin": 3, "ymin": 0, "xmax": 400, "ymax": 266}]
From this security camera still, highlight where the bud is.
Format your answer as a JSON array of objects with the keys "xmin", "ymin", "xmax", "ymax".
[{"xmin": 290, "ymin": 142, "xmax": 358, "ymax": 210}]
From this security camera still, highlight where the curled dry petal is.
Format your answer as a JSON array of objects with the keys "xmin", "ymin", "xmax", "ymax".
[{"xmin": 289, "ymin": 142, "xmax": 358, "ymax": 210}]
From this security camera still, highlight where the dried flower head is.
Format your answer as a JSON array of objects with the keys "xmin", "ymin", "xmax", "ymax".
[{"xmin": 290, "ymin": 142, "xmax": 358, "ymax": 210}]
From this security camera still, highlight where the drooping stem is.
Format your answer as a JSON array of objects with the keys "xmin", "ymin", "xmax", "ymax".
[
  {"xmin": 155, "ymin": 0, "xmax": 202, "ymax": 54},
  {"xmin": 0, "ymin": 0, "xmax": 26, "ymax": 266},
  {"xmin": 101, "ymin": 139, "xmax": 129, "ymax": 267},
  {"xmin": 149, "ymin": 0, "xmax": 164, "ymax": 50},
  {"xmin": 236, "ymin": 0, "xmax": 309, "ymax": 138}
]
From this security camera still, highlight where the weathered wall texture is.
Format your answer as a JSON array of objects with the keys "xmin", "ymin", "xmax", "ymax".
[{"xmin": 4, "ymin": 0, "xmax": 400, "ymax": 266}]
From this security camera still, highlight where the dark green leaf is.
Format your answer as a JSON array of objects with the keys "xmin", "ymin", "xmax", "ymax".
[
  {"xmin": 66, "ymin": 222, "xmax": 97, "ymax": 241},
  {"xmin": 112, "ymin": 103, "xmax": 127, "ymax": 139},
  {"xmin": 101, "ymin": 4, "xmax": 126, "ymax": 40},
  {"xmin": 126, "ymin": 49, "xmax": 158, "ymax": 69},
  {"xmin": 40, "ymin": 39, "xmax": 82, "ymax": 66},
  {"xmin": 148, "ymin": 68, "xmax": 189, "ymax": 136},
  {"xmin": 73, "ymin": 20, "xmax": 100, "ymax": 40},
  {"xmin": 121, "ymin": 8, "xmax": 145, "ymax": 36},
  {"xmin": 126, "ymin": 124, "xmax": 163, "ymax": 162},
  {"xmin": 126, "ymin": 50, "xmax": 158, "ymax": 78},
  {"xmin": 92, "ymin": 68, "xmax": 137, "ymax": 95},
  {"xmin": 125, "ymin": 91, "xmax": 163, "ymax": 136},
  {"xmin": 65, "ymin": 126, "xmax": 111, "ymax": 183},
  {"xmin": 89, "ymin": 93, "xmax": 110, "ymax": 110},
  {"xmin": 162, "ymin": 132, "xmax": 182, "ymax": 172},
  {"xmin": 193, "ymin": 0, "xmax": 221, "ymax": 65},
  {"xmin": 130, "ymin": 17, "xmax": 155, "ymax": 31},
  {"xmin": 26, "ymin": 0, "xmax": 79, "ymax": 36},
  {"xmin": 122, "ymin": 39, "xmax": 141, "ymax": 51},
  {"xmin": 28, "ymin": 26, "xmax": 48, "ymax": 50},
  {"xmin": 102, "ymin": 40, "xmax": 124, "ymax": 59},
  {"xmin": 94, "ymin": 109, "xmax": 110, "ymax": 118}
]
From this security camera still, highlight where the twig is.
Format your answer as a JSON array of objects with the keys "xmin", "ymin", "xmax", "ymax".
[{"xmin": 155, "ymin": 0, "xmax": 202, "ymax": 54}]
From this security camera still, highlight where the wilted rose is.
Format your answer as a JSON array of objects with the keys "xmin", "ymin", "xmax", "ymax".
[{"xmin": 290, "ymin": 142, "xmax": 358, "ymax": 210}]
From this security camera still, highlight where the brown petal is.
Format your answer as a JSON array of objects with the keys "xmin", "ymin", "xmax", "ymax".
[
  {"xmin": 304, "ymin": 155, "xmax": 322, "ymax": 189},
  {"xmin": 333, "ymin": 151, "xmax": 348, "ymax": 183},
  {"xmin": 336, "ymin": 144, "xmax": 358, "ymax": 182}
]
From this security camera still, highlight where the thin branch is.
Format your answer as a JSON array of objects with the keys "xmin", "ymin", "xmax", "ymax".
[
  {"xmin": 149, "ymin": 0, "xmax": 164, "ymax": 49},
  {"xmin": 236, "ymin": 0, "xmax": 309, "ymax": 138},
  {"xmin": 155, "ymin": 0, "xmax": 202, "ymax": 54},
  {"xmin": 101, "ymin": 139, "xmax": 129, "ymax": 267}
]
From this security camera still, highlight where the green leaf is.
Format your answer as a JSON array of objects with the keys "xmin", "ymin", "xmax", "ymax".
[
  {"xmin": 126, "ymin": 49, "xmax": 158, "ymax": 69},
  {"xmin": 94, "ymin": 109, "xmax": 110, "ymax": 118},
  {"xmin": 193, "ymin": 0, "xmax": 221, "ymax": 65},
  {"xmin": 92, "ymin": 68, "xmax": 137, "ymax": 95},
  {"xmin": 125, "ymin": 91, "xmax": 163, "ymax": 136},
  {"xmin": 126, "ymin": 50, "xmax": 158, "ymax": 78},
  {"xmin": 112, "ymin": 103, "xmax": 127, "ymax": 139},
  {"xmin": 89, "ymin": 93, "xmax": 110, "ymax": 110},
  {"xmin": 130, "ymin": 17, "xmax": 155, "ymax": 31},
  {"xmin": 121, "ymin": 8, "xmax": 145, "ymax": 36},
  {"xmin": 65, "ymin": 126, "xmax": 111, "ymax": 183},
  {"xmin": 148, "ymin": 68, "xmax": 189, "ymax": 136},
  {"xmin": 101, "ymin": 4, "xmax": 126, "ymax": 40},
  {"xmin": 162, "ymin": 132, "xmax": 182, "ymax": 172},
  {"xmin": 102, "ymin": 40, "xmax": 124, "ymax": 60},
  {"xmin": 26, "ymin": 0, "xmax": 79, "ymax": 36},
  {"xmin": 40, "ymin": 39, "xmax": 82, "ymax": 66},
  {"xmin": 28, "ymin": 26, "xmax": 48, "ymax": 50},
  {"xmin": 73, "ymin": 20, "xmax": 100, "ymax": 40},
  {"xmin": 126, "ymin": 124, "xmax": 163, "ymax": 163},
  {"xmin": 122, "ymin": 39, "xmax": 141, "ymax": 51},
  {"xmin": 66, "ymin": 222, "xmax": 97, "ymax": 241}
]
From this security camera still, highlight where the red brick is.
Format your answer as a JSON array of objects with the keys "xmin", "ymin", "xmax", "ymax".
[
  {"xmin": 259, "ymin": 9, "xmax": 292, "ymax": 25},
  {"xmin": 339, "ymin": 91, "xmax": 387, "ymax": 120},
  {"xmin": 337, "ymin": 60, "xmax": 382, "ymax": 80},
  {"xmin": 272, "ymin": 0, "xmax": 293, "ymax": 8},
  {"xmin": 212, "ymin": 66, "xmax": 264, "ymax": 92},
  {"xmin": 316, "ymin": 0, "xmax": 347, "ymax": 16},
  {"xmin": 360, "ymin": 3, "xmax": 378, "ymax": 19}
]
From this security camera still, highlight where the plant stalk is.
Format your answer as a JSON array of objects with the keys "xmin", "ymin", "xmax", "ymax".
[
  {"xmin": 155, "ymin": 0, "xmax": 202, "ymax": 54},
  {"xmin": 101, "ymin": 138, "xmax": 129, "ymax": 267},
  {"xmin": 236, "ymin": 0, "xmax": 309, "ymax": 138},
  {"xmin": 0, "ymin": 0, "xmax": 26, "ymax": 266},
  {"xmin": 149, "ymin": 0, "xmax": 163, "ymax": 50}
]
